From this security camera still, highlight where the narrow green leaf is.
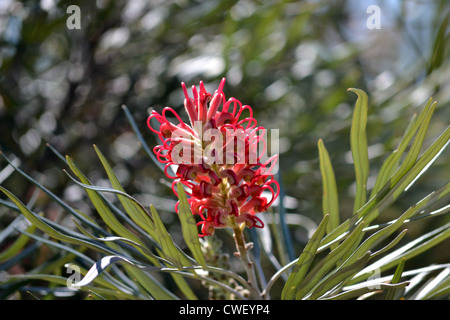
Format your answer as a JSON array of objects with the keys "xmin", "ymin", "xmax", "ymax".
[
  {"xmin": 64, "ymin": 263, "xmax": 130, "ymax": 294},
  {"xmin": 276, "ymin": 171, "xmax": 295, "ymax": 262},
  {"xmin": 370, "ymin": 229, "xmax": 408, "ymax": 259},
  {"xmin": 0, "ymin": 152, "xmax": 105, "ymax": 236},
  {"xmin": 93, "ymin": 145, "xmax": 157, "ymax": 240},
  {"xmin": 0, "ymin": 186, "xmax": 112, "ymax": 254},
  {"xmin": 370, "ymin": 98, "xmax": 434, "ymax": 197},
  {"xmin": 17, "ymin": 226, "xmax": 140, "ymax": 294},
  {"xmin": 63, "ymin": 168, "xmax": 159, "ymax": 244},
  {"xmin": 318, "ymin": 139, "xmax": 339, "ymax": 242},
  {"xmin": 341, "ymin": 199, "xmax": 415, "ymax": 268},
  {"xmin": 124, "ymin": 264, "xmax": 178, "ymax": 300},
  {"xmin": 281, "ymin": 215, "xmax": 329, "ymax": 300},
  {"xmin": 420, "ymin": 284, "xmax": 450, "ymax": 300},
  {"xmin": 310, "ymin": 251, "xmax": 371, "ymax": 300},
  {"xmin": 7, "ymin": 274, "xmax": 140, "ymax": 300},
  {"xmin": 320, "ymin": 125, "xmax": 450, "ymax": 249},
  {"xmin": 385, "ymin": 257, "xmax": 406, "ymax": 300},
  {"xmin": 65, "ymin": 155, "xmax": 144, "ymax": 246},
  {"xmin": 391, "ymin": 101, "xmax": 436, "ymax": 186},
  {"xmin": 348, "ymin": 88, "xmax": 370, "ymax": 214},
  {"xmin": 364, "ymin": 181, "xmax": 450, "ymax": 237},
  {"xmin": 390, "ymin": 125, "xmax": 449, "ymax": 200},
  {"xmin": 71, "ymin": 218, "xmax": 164, "ymax": 266},
  {"xmin": 63, "ymin": 171, "xmax": 197, "ymax": 269},
  {"xmin": 176, "ymin": 182, "xmax": 206, "ymax": 268},
  {"xmin": 101, "ymin": 240, "xmax": 177, "ymax": 300},
  {"xmin": 73, "ymin": 255, "xmax": 140, "ymax": 288},
  {"xmin": 416, "ymin": 268, "xmax": 450, "ymax": 300},
  {"xmin": 295, "ymin": 221, "xmax": 366, "ymax": 299},
  {"xmin": 170, "ymin": 273, "xmax": 198, "ymax": 300},
  {"xmin": 150, "ymin": 204, "xmax": 185, "ymax": 268},
  {"xmin": 352, "ymin": 223, "xmax": 450, "ymax": 285},
  {"xmin": 428, "ymin": 13, "xmax": 449, "ymax": 74},
  {"xmin": 268, "ymin": 208, "xmax": 289, "ymax": 267},
  {"xmin": 0, "ymin": 222, "xmax": 36, "ymax": 263},
  {"xmin": 72, "ymin": 255, "xmax": 177, "ymax": 301},
  {"xmin": 322, "ymin": 282, "xmax": 410, "ymax": 300}
]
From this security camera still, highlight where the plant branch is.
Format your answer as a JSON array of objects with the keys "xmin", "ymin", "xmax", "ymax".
[{"xmin": 233, "ymin": 225, "xmax": 261, "ymax": 299}]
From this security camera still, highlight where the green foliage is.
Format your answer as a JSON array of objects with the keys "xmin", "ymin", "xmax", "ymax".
[
  {"xmin": 348, "ymin": 88, "xmax": 370, "ymax": 214},
  {"xmin": 1, "ymin": 88, "xmax": 449, "ymax": 300},
  {"xmin": 176, "ymin": 183, "xmax": 207, "ymax": 269},
  {"xmin": 0, "ymin": 0, "xmax": 449, "ymax": 300},
  {"xmin": 281, "ymin": 214, "xmax": 329, "ymax": 300}
]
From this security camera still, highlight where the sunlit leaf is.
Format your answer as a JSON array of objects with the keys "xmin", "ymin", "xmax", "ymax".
[
  {"xmin": 0, "ymin": 218, "xmax": 36, "ymax": 263},
  {"xmin": 73, "ymin": 255, "xmax": 142, "ymax": 289},
  {"xmin": 150, "ymin": 204, "xmax": 184, "ymax": 268},
  {"xmin": 322, "ymin": 281, "xmax": 410, "ymax": 300},
  {"xmin": 0, "ymin": 152, "xmax": 105, "ymax": 235},
  {"xmin": 65, "ymin": 155, "xmax": 145, "ymax": 246},
  {"xmin": 71, "ymin": 218, "xmax": 164, "ymax": 265},
  {"xmin": 385, "ymin": 257, "xmax": 406, "ymax": 300},
  {"xmin": 391, "ymin": 101, "xmax": 436, "ymax": 186},
  {"xmin": 123, "ymin": 265, "xmax": 179, "ymax": 300},
  {"xmin": 321, "ymin": 125, "xmax": 450, "ymax": 249},
  {"xmin": 352, "ymin": 223, "xmax": 450, "ymax": 285},
  {"xmin": 415, "ymin": 267, "xmax": 450, "ymax": 300},
  {"xmin": 0, "ymin": 186, "xmax": 113, "ymax": 254},
  {"xmin": 176, "ymin": 182, "xmax": 207, "ymax": 268},
  {"xmin": 295, "ymin": 220, "xmax": 366, "ymax": 299},
  {"xmin": 7, "ymin": 274, "xmax": 140, "ymax": 300},
  {"xmin": 370, "ymin": 98, "xmax": 434, "ymax": 197},
  {"xmin": 281, "ymin": 214, "xmax": 329, "ymax": 300},
  {"xmin": 310, "ymin": 251, "xmax": 371, "ymax": 300},
  {"xmin": 318, "ymin": 139, "xmax": 339, "ymax": 244},
  {"xmin": 348, "ymin": 88, "xmax": 370, "ymax": 214},
  {"xmin": 428, "ymin": 13, "xmax": 449, "ymax": 74},
  {"xmin": 93, "ymin": 144, "xmax": 157, "ymax": 240}
]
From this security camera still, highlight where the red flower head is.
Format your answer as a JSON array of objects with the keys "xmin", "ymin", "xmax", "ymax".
[{"xmin": 147, "ymin": 78, "xmax": 279, "ymax": 236}]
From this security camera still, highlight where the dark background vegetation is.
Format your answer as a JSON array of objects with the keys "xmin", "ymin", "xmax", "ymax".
[{"xmin": 0, "ymin": 0, "xmax": 448, "ymax": 299}]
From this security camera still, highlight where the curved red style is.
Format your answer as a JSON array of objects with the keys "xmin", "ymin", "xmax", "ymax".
[{"xmin": 148, "ymin": 78, "xmax": 279, "ymax": 236}]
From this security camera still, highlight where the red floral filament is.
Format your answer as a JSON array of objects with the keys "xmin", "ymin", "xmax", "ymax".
[{"xmin": 148, "ymin": 78, "xmax": 279, "ymax": 236}]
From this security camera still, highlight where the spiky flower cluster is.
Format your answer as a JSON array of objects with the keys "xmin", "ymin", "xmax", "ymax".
[{"xmin": 147, "ymin": 78, "xmax": 278, "ymax": 236}]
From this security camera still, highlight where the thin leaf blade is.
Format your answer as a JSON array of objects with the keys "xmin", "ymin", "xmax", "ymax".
[
  {"xmin": 281, "ymin": 214, "xmax": 329, "ymax": 300},
  {"xmin": 318, "ymin": 139, "xmax": 340, "ymax": 242},
  {"xmin": 348, "ymin": 88, "xmax": 370, "ymax": 214},
  {"xmin": 150, "ymin": 204, "xmax": 185, "ymax": 268},
  {"xmin": 176, "ymin": 183, "xmax": 207, "ymax": 268},
  {"xmin": 65, "ymin": 155, "xmax": 144, "ymax": 246},
  {"xmin": 93, "ymin": 145, "xmax": 157, "ymax": 239},
  {"xmin": 385, "ymin": 257, "xmax": 406, "ymax": 300}
]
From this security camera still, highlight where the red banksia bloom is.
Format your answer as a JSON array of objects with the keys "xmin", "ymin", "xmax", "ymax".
[{"xmin": 148, "ymin": 78, "xmax": 279, "ymax": 236}]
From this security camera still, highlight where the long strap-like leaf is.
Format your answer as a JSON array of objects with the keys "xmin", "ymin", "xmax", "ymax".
[
  {"xmin": 176, "ymin": 182, "xmax": 207, "ymax": 268},
  {"xmin": 318, "ymin": 139, "xmax": 339, "ymax": 244},
  {"xmin": 281, "ymin": 215, "xmax": 329, "ymax": 300},
  {"xmin": 348, "ymin": 88, "xmax": 370, "ymax": 214}
]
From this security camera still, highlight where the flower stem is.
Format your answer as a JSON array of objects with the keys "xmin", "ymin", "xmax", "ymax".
[{"xmin": 232, "ymin": 225, "xmax": 261, "ymax": 299}]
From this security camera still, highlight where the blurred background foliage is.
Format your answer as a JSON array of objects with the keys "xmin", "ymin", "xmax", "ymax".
[{"xmin": 0, "ymin": 0, "xmax": 449, "ymax": 299}]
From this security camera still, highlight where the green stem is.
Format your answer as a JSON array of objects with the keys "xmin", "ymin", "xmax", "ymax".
[{"xmin": 232, "ymin": 225, "xmax": 261, "ymax": 299}]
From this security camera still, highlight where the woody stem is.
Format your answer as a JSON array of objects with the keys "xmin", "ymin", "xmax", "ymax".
[{"xmin": 232, "ymin": 224, "xmax": 260, "ymax": 299}]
